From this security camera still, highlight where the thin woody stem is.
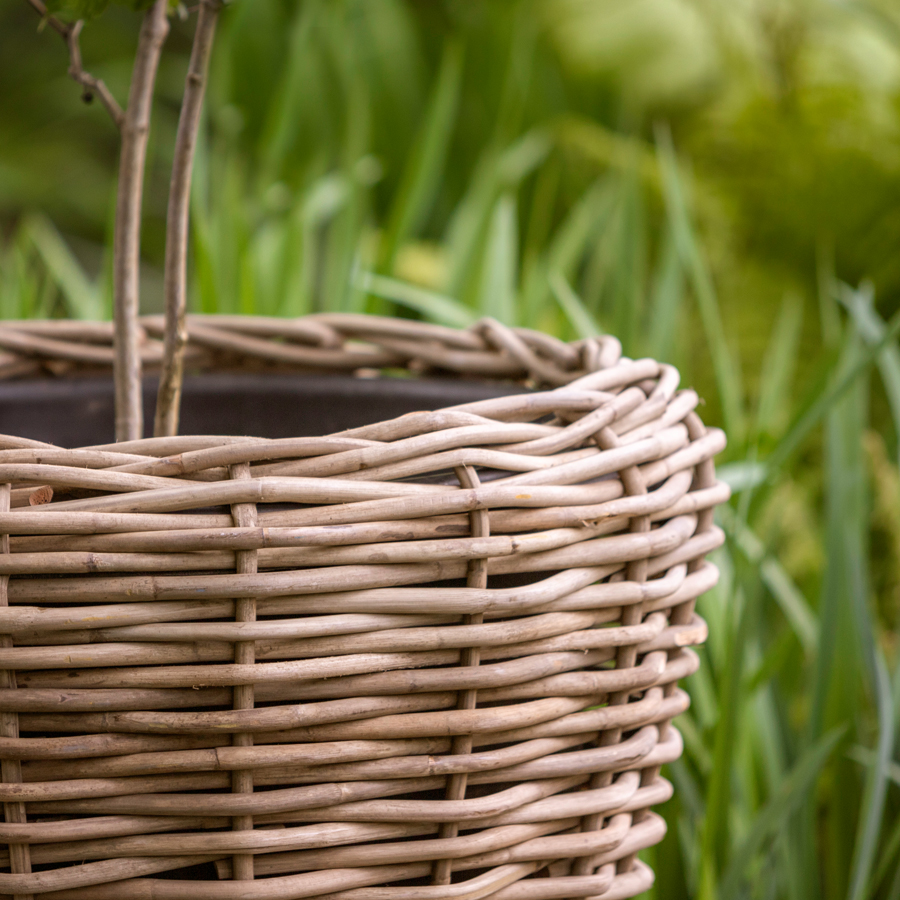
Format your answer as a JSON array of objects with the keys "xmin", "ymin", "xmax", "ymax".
[
  {"xmin": 26, "ymin": 0, "xmax": 124, "ymax": 128},
  {"xmin": 113, "ymin": 0, "xmax": 169, "ymax": 442},
  {"xmin": 155, "ymin": 0, "xmax": 223, "ymax": 438}
]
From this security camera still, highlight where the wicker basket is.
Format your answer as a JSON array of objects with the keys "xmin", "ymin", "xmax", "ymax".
[{"xmin": 0, "ymin": 313, "xmax": 727, "ymax": 900}]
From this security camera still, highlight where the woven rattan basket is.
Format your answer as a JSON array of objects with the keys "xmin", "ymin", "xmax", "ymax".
[{"xmin": 0, "ymin": 313, "xmax": 727, "ymax": 900}]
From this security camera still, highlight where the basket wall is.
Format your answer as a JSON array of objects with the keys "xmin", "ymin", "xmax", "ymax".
[{"xmin": 0, "ymin": 314, "xmax": 727, "ymax": 899}]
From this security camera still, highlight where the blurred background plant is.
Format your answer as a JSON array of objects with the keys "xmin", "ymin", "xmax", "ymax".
[{"xmin": 3, "ymin": 0, "xmax": 900, "ymax": 896}]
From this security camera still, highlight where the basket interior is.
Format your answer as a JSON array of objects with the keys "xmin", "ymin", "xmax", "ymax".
[{"xmin": 0, "ymin": 372, "xmax": 528, "ymax": 446}]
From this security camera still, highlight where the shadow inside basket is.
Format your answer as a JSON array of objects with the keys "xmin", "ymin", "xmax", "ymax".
[{"xmin": 0, "ymin": 371, "xmax": 530, "ymax": 446}]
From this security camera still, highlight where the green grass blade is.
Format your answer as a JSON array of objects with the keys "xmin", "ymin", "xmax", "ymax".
[
  {"xmin": 716, "ymin": 460, "xmax": 768, "ymax": 493},
  {"xmin": 839, "ymin": 280, "xmax": 900, "ymax": 468},
  {"xmin": 298, "ymin": 171, "xmax": 353, "ymax": 313},
  {"xmin": 554, "ymin": 114, "xmax": 659, "ymax": 188},
  {"xmin": 257, "ymin": 0, "xmax": 321, "ymax": 183},
  {"xmin": 190, "ymin": 208, "xmax": 217, "ymax": 314},
  {"xmin": 477, "ymin": 191, "xmax": 518, "ymax": 324},
  {"xmin": 549, "ymin": 269, "xmax": 601, "ymax": 339},
  {"xmin": 803, "ymin": 334, "xmax": 870, "ymax": 897},
  {"xmin": 522, "ymin": 159, "xmax": 559, "ymax": 273},
  {"xmin": 719, "ymin": 727, "xmax": 846, "ymax": 897},
  {"xmin": 766, "ymin": 306, "xmax": 900, "ymax": 474},
  {"xmin": 356, "ymin": 271, "xmax": 475, "ymax": 328},
  {"xmin": 302, "ymin": 172, "xmax": 352, "ymax": 227},
  {"xmin": 645, "ymin": 222, "xmax": 685, "ymax": 362},
  {"xmin": 496, "ymin": 130, "xmax": 552, "ymax": 189},
  {"xmin": 547, "ymin": 176, "xmax": 618, "ymax": 276},
  {"xmin": 889, "ymin": 865, "xmax": 900, "ymax": 900},
  {"xmin": 698, "ymin": 580, "xmax": 753, "ymax": 896},
  {"xmin": 443, "ymin": 145, "xmax": 496, "ymax": 301},
  {"xmin": 816, "ymin": 237, "xmax": 842, "ymax": 349},
  {"xmin": 20, "ymin": 213, "xmax": 102, "ymax": 320},
  {"xmin": 0, "ymin": 237, "xmax": 34, "ymax": 319},
  {"xmin": 757, "ymin": 292, "xmax": 803, "ymax": 438},
  {"xmin": 832, "ymin": 300, "xmax": 897, "ymax": 900},
  {"xmin": 848, "ymin": 653, "xmax": 895, "ymax": 900},
  {"xmin": 321, "ymin": 189, "xmax": 367, "ymax": 314},
  {"xmin": 379, "ymin": 40, "xmax": 463, "ymax": 273},
  {"xmin": 758, "ymin": 557, "xmax": 817, "ymax": 655},
  {"xmin": 847, "ymin": 745, "xmax": 900, "ymax": 787},
  {"xmin": 654, "ymin": 122, "xmax": 744, "ymax": 443},
  {"xmin": 445, "ymin": 130, "xmax": 548, "ymax": 303},
  {"xmin": 718, "ymin": 505, "xmax": 818, "ymax": 654},
  {"xmin": 520, "ymin": 175, "xmax": 616, "ymax": 328},
  {"xmin": 609, "ymin": 161, "xmax": 646, "ymax": 354},
  {"xmin": 866, "ymin": 666, "xmax": 900, "ymax": 895}
]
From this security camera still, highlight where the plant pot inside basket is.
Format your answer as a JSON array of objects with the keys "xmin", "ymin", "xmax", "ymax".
[
  {"xmin": 0, "ymin": 319, "xmax": 727, "ymax": 900},
  {"xmin": 0, "ymin": 372, "xmax": 529, "ymax": 447}
]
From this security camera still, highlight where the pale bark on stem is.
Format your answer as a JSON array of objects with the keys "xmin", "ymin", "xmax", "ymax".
[
  {"xmin": 113, "ymin": 0, "xmax": 169, "ymax": 442},
  {"xmin": 155, "ymin": 0, "xmax": 224, "ymax": 438},
  {"xmin": 27, "ymin": 0, "xmax": 167, "ymax": 441}
]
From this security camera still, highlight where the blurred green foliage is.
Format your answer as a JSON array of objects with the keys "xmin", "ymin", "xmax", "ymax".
[
  {"xmin": 3, "ymin": 0, "xmax": 900, "ymax": 897},
  {"xmin": 44, "ymin": 0, "xmax": 159, "ymax": 18}
]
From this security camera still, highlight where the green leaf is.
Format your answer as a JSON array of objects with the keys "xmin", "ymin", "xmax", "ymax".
[
  {"xmin": 379, "ymin": 40, "xmax": 463, "ymax": 273},
  {"xmin": 839, "ymin": 280, "xmax": 900, "ymax": 468},
  {"xmin": 716, "ymin": 461, "xmax": 767, "ymax": 493},
  {"xmin": 20, "ymin": 213, "xmax": 102, "ymax": 320},
  {"xmin": 831, "ymin": 287, "xmax": 900, "ymax": 899},
  {"xmin": 549, "ymin": 269, "xmax": 601, "ymax": 340},
  {"xmin": 645, "ymin": 221, "xmax": 685, "ymax": 362},
  {"xmin": 609, "ymin": 162, "xmax": 646, "ymax": 353},
  {"xmin": 757, "ymin": 292, "xmax": 803, "ymax": 438},
  {"xmin": 718, "ymin": 504, "xmax": 818, "ymax": 654},
  {"xmin": 766, "ymin": 305, "xmax": 900, "ymax": 474},
  {"xmin": 848, "ymin": 654, "xmax": 896, "ymax": 900},
  {"xmin": 719, "ymin": 727, "xmax": 845, "ymax": 896},
  {"xmin": 520, "ymin": 175, "xmax": 616, "ymax": 327},
  {"xmin": 445, "ymin": 130, "xmax": 548, "ymax": 303},
  {"xmin": 655, "ymin": 121, "xmax": 745, "ymax": 444},
  {"xmin": 356, "ymin": 272, "xmax": 475, "ymax": 328},
  {"xmin": 477, "ymin": 192, "xmax": 518, "ymax": 324}
]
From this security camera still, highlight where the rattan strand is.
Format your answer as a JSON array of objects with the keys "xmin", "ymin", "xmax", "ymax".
[{"xmin": 0, "ymin": 314, "xmax": 727, "ymax": 899}]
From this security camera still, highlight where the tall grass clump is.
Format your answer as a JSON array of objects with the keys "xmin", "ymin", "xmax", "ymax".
[{"xmin": 3, "ymin": 0, "xmax": 900, "ymax": 896}]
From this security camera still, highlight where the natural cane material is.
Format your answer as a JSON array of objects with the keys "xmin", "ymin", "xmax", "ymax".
[
  {"xmin": 0, "ymin": 313, "xmax": 727, "ymax": 899},
  {"xmin": 155, "ymin": 0, "xmax": 225, "ymax": 439},
  {"xmin": 27, "ymin": 0, "xmax": 170, "ymax": 444}
]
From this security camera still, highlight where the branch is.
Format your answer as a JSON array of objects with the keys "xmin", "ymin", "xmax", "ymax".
[
  {"xmin": 155, "ymin": 0, "xmax": 223, "ymax": 437},
  {"xmin": 113, "ymin": 0, "xmax": 169, "ymax": 442},
  {"xmin": 26, "ymin": 0, "xmax": 124, "ymax": 128}
]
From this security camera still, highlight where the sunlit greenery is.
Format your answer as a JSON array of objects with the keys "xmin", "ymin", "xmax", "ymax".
[{"xmin": 2, "ymin": 0, "xmax": 900, "ymax": 897}]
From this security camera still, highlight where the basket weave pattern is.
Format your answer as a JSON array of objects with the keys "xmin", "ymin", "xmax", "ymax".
[{"xmin": 0, "ymin": 315, "xmax": 727, "ymax": 899}]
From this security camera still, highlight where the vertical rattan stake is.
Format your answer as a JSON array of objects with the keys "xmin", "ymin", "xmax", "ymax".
[
  {"xmin": 0, "ymin": 483, "xmax": 31, "ymax": 900},
  {"xmin": 228, "ymin": 462, "xmax": 259, "ymax": 882},
  {"xmin": 155, "ymin": 0, "xmax": 224, "ymax": 438},
  {"xmin": 571, "ymin": 424, "xmax": 651, "ymax": 881},
  {"xmin": 430, "ymin": 464, "xmax": 489, "ymax": 886}
]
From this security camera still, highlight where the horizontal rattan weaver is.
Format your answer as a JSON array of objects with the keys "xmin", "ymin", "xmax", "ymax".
[{"xmin": 0, "ymin": 313, "xmax": 726, "ymax": 900}]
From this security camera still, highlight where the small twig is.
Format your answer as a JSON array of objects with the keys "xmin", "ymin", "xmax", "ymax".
[
  {"xmin": 113, "ymin": 0, "xmax": 170, "ymax": 441},
  {"xmin": 26, "ymin": 0, "xmax": 124, "ymax": 129},
  {"xmin": 155, "ymin": 0, "xmax": 224, "ymax": 437},
  {"xmin": 27, "ymin": 0, "xmax": 166, "ymax": 441}
]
